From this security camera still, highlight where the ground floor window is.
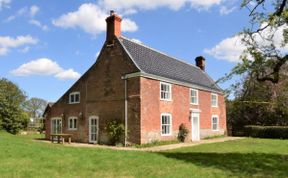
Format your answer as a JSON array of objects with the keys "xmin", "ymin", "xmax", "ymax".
[
  {"xmin": 68, "ymin": 117, "xmax": 77, "ymax": 130},
  {"xmin": 212, "ymin": 115, "xmax": 219, "ymax": 131},
  {"xmin": 161, "ymin": 113, "xmax": 172, "ymax": 135}
]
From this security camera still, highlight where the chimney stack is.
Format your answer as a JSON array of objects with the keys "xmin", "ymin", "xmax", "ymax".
[
  {"xmin": 105, "ymin": 10, "xmax": 122, "ymax": 44},
  {"xmin": 195, "ymin": 56, "xmax": 205, "ymax": 71}
]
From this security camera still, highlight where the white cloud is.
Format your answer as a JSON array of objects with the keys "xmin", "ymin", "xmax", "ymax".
[
  {"xmin": 204, "ymin": 24, "xmax": 288, "ymax": 62},
  {"xmin": 55, "ymin": 69, "xmax": 81, "ymax": 80},
  {"xmin": 0, "ymin": 0, "xmax": 10, "ymax": 10},
  {"xmin": 53, "ymin": 3, "xmax": 138, "ymax": 36},
  {"xmin": 4, "ymin": 15, "xmax": 15, "ymax": 22},
  {"xmin": 11, "ymin": 58, "xmax": 81, "ymax": 80},
  {"xmin": 99, "ymin": 0, "xmax": 225, "ymax": 12},
  {"xmin": 29, "ymin": 19, "xmax": 49, "ymax": 31},
  {"xmin": 19, "ymin": 46, "xmax": 30, "ymax": 53},
  {"xmin": 0, "ymin": 35, "xmax": 38, "ymax": 56},
  {"xmin": 30, "ymin": 5, "xmax": 39, "ymax": 17},
  {"xmin": 204, "ymin": 35, "xmax": 245, "ymax": 62},
  {"xmin": 219, "ymin": 6, "xmax": 236, "ymax": 15}
]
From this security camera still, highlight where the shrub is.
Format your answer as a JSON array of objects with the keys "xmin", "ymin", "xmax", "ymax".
[
  {"xmin": 244, "ymin": 125, "xmax": 288, "ymax": 139},
  {"xmin": 178, "ymin": 123, "xmax": 189, "ymax": 142},
  {"xmin": 106, "ymin": 120, "xmax": 125, "ymax": 145}
]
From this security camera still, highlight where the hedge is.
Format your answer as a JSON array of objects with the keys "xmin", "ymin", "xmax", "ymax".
[{"xmin": 244, "ymin": 125, "xmax": 288, "ymax": 139}]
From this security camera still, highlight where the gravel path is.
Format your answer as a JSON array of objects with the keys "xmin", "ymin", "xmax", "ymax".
[{"xmin": 60, "ymin": 137, "xmax": 244, "ymax": 152}]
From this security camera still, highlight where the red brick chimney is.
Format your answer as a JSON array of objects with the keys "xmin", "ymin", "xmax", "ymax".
[
  {"xmin": 195, "ymin": 56, "xmax": 205, "ymax": 71},
  {"xmin": 106, "ymin": 10, "xmax": 122, "ymax": 44}
]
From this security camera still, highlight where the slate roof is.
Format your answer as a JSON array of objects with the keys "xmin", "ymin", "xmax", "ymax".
[{"xmin": 118, "ymin": 36, "xmax": 222, "ymax": 93}]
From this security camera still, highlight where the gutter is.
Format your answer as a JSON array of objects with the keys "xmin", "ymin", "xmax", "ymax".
[{"xmin": 122, "ymin": 75, "xmax": 128, "ymax": 147}]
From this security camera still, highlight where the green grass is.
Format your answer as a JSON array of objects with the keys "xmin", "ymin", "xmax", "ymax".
[{"xmin": 0, "ymin": 131, "xmax": 288, "ymax": 178}]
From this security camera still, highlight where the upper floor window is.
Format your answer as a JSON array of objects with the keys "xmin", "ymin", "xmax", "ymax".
[
  {"xmin": 161, "ymin": 113, "xmax": 172, "ymax": 135},
  {"xmin": 160, "ymin": 82, "xmax": 172, "ymax": 101},
  {"xmin": 211, "ymin": 93, "xmax": 218, "ymax": 107},
  {"xmin": 69, "ymin": 92, "xmax": 80, "ymax": 104},
  {"xmin": 190, "ymin": 89, "xmax": 198, "ymax": 105},
  {"xmin": 68, "ymin": 117, "xmax": 77, "ymax": 130},
  {"xmin": 212, "ymin": 115, "xmax": 219, "ymax": 131}
]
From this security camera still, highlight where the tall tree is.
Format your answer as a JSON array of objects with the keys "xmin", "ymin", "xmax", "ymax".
[
  {"xmin": 0, "ymin": 78, "xmax": 29, "ymax": 134},
  {"xmin": 23, "ymin": 98, "xmax": 47, "ymax": 119},
  {"xmin": 221, "ymin": 0, "xmax": 288, "ymax": 86}
]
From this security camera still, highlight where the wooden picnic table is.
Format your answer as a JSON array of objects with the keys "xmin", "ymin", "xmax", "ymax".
[{"xmin": 50, "ymin": 134, "xmax": 72, "ymax": 144}]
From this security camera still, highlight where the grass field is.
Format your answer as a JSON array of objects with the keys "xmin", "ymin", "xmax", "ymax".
[{"xmin": 0, "ymin": 132, "xmax": 287, "ymax": 178}]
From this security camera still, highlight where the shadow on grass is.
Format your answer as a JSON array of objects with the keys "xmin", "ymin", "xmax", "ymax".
[{"xmin": 159, "ymin": 152, "xmax": 288, "ymax": 177}]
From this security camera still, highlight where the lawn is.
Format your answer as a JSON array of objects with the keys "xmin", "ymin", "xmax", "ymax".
[{"xmin": 0, "ymin": 132, "xmax": 287, "ymax": 178}]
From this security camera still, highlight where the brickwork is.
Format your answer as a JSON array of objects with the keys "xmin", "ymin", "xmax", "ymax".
[
  {"xmin": 140, "ymin": 77, "xmax": 226, "ymax": 144},
  {"xmin": 45, "ymin": 38, "xmax": 140, "ymax": 144}
]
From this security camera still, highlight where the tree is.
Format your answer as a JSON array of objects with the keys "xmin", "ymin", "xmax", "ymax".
[
  {"xmin": 23, "ymin": 97, "xmax": 47, "ymax": 119},
  {"xmin": 221, "ymin": 1, "xmax": 288, "ymax": 85},
  {"xmin": 0, "ymin": 78, "xmax": 29, "ymax": 134},
  {"xmin": 227, "ymin": 72, "xmax": 288, "ymax": 135}
]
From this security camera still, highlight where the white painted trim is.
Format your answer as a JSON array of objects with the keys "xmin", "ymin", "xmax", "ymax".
[
  {"xmin": 160, "ymin": 113, "xmax": 172, "ymax": 136},
  {"xmin": 68, "ymin": 116, "xmax": 77, "ymax": 130},
  {"xmin": 69, "ymin": 92, "xmax": 80, "ymax": 104},
  {"xmin": 89, "ymin": 116, "xmax": 99, "ymax": 143},
  {"xmin": 160, "ymin": 82, "xmax": 172, "ymax": 101},
  {"xmin": 123, "ymin": 72, "xmax": 224, "ymax": 95},
  {"xmin": 211, "ymin": 93, "xmax": 218, "ymax": 107},
  {"xmin": 51, "ymin": 117, "xmax": 62, "ymax": 134},
  {"xmin": 211, "ymin": 115, "xmax": 219, "ymax": 131},
  {"xmin": 190, "ymin": 108, "xmax": 201, "ymax": 113},
  {"xmin": 190, "ymin": 88, "xmax": 199, "ymax": 105},
  {"xmin": 191, "ymin": 112, "xmax": 200, "ymax": 141}
]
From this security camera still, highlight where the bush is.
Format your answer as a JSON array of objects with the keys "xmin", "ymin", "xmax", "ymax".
[
  {"xmin": 244, "ymin": 125, "xmax": 288, "ymax": 139},
  {"xmin": 178, "ymin": 123, "xmax": 189, "ymax": 142},
  {"xmin": 106, "ymin": 120, "xmax": 125, "ymax": 145}
]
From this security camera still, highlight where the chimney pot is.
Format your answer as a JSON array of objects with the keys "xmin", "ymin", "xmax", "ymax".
[
  {"xmin": 195, "ymin": 56, "xmax": 206, "ymax": 71},
  {"xmin": 106, "ymin": 10, "xmax": 122, "ymax": 44}
]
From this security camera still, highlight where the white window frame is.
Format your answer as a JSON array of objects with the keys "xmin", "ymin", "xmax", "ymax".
[
  {"xmin": 211, "ymin": 93, "xmax": 218, "ymax": 107},
  {"xmin": 69, "ymin": 92, "xmax": 80, "ymax": 104},
  {"xmin": 190, "ymin": 89, "xmax": 199, "ymax": 105},
  {"xmin": 160, "ymin": 113, "xmax": 172, "ymax": 136},
  {"xmin": 160, "ymin": 82, "xmax": 172, "ymax": 101},
  {"xmin": 68, "ymin": 117, "xmax": 77, "ymax": 130},
  {"xmin": 211, "ymin": 115, "xmax": 219, "ymax": 131}
]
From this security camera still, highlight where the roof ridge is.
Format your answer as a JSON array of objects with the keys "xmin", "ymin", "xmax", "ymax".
[{"xmin": 119, "ymin": 36, "xmax": 201, "ymax": 71}]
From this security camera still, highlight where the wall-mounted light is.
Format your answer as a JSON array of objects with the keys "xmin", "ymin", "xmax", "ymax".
[{"xmin": 79, "ymin": 112, "xmax": 83, "ymax": 119}]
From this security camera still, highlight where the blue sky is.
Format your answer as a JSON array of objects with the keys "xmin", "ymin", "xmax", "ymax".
[{"xmin": 0, "ymin": 0, "xmax": 253, "ymax": 102}]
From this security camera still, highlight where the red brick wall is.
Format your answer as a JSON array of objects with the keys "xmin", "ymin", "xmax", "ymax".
[
  {"xmin": 140, "ymin": 77, "xmax": 226, "ymax": 144},
  {"xmin": 45, "ymin": 38, "xmax": 140, "ymax": 144}
]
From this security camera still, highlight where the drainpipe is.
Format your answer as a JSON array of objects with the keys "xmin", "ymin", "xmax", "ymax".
[{"xmin": 122, "ymin": 76, "xmax": 128, "ymax": 147}]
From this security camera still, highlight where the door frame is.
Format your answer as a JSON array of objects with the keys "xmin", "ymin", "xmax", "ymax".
[
  {"xmin": 191, "ymin": 111, "xmax": 200, "ymax": 141},
  {"xmin": 89, "ymin": 116, "xmax": 99, "ymax": 143},
  {"xmin": 51, "ymin": 117, "xmax": 62, "ymax": 135}
]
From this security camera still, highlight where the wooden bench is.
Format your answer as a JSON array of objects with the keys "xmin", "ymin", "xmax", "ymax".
[{"xmin": 50, "ymin": 134, "xmax": 72, "ymax": 144}]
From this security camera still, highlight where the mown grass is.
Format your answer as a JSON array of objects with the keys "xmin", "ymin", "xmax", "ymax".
[{"xmin": 0, "ymin": 131, "xmax": 287, "ymax": 178}]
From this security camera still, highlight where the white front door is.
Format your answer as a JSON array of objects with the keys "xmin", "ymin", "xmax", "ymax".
[
  {"xmin": 89, "ymin": 116, "xmax": 99, "ymax": 143},
  {"xmin": 191, "ymin": 113, "xmax": 200, "ymax": 141},
  {"xmin": 51, "ymin": 118, "xmax": 62, "ymax": 134}
]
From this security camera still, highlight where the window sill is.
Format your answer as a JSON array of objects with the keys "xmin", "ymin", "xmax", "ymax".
[
  {"xmin": 190, "ymin": 103, "xmax": 199, "ymax": 105},
  {"xmin": 68, "ymin": 102, "xmax": 80, "ymax": 104},
  {"xmin": 160, "ymin": 99, "xmax": 172, "ymax": 102},
  {"xmin": 68, "ymin": 128, "xmax": 77, "ymax": 131},
  {"xmin": 161, "ymin": 133, "xmax": 172, "ymax": 136}
]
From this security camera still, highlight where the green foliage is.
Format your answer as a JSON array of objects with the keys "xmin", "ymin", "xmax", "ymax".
[
  {"xmin": 177, "ymin": 123, "xmax": 189, "ymax": 142},
  {"xmin": 0, "ymin": 78, "xmax": 28, "ymax": 134},
  {"xmin": 106, "ymin": 120, "xmax": 125, "ymax": 145},
  {"xmin": 227, "ymin": 75, "xmax": 288, "ymax": 136},
  {"xmin": 245, "ymin": 125, "xmax": 288, "ymax": 139}
]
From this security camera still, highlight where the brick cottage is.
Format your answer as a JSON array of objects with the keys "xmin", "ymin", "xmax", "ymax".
[{"xmin": 44, "ymin": 11, "xmax": 226, "ymax": 145}]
